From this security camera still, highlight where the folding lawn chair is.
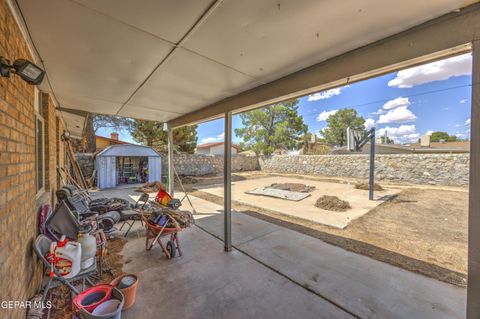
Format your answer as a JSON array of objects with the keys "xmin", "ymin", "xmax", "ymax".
[
  {"xmin": 118, "ymin": 209, "xmax": 143, "ymax": 237},
  {"xmin": 118, "ymin": 193, "xmax": 148, "ymax": 237},
  {"xmin": 34, "ymin": 235, "xmax": 97, "ymax": 302}
]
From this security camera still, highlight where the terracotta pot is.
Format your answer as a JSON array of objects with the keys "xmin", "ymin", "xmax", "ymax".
[{"xmin": 110, "ymin": 274, "xmax": 138, "ymax": 310}]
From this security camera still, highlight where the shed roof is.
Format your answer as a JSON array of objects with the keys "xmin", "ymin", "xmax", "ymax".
[{"xmin": 97, "ymin": 144, "xmax": 160, "ymax": 157}]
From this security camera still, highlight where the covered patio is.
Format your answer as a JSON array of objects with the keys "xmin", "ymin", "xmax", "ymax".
[{"xmin": 3, "ymin": 0, "xmax": 480, "ymax": 318}]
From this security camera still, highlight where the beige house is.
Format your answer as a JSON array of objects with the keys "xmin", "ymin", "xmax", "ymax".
[{"xmin": 196, "ymin": 142, "xmax": 239, "ymax": 155}]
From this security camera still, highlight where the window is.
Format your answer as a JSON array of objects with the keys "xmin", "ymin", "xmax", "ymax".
[{"xmin": 35, "ymin": 88, "xmax": 45, "ymax": 194}]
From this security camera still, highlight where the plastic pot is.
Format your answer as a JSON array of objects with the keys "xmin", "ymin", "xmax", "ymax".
[{"xmin": 110, "ymin": 274, "xmax": 138, "ymax": 310}]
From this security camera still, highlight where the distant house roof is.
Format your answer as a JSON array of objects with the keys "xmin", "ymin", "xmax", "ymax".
[
  {"xmin": 408, "ymin": 141, "xmax": 470, "ymax": 152},
  {"xmin": 197, "ymin": 142, "xmax": 239, "ymax": 150},
  {"xmin": 332, "ymin": 141, "xmax": 470, "ymax": 154},
  {"xmin": 95, "ymin": 135, "xmax": 130, "ymax": 145},
  {"xmin": 97, "ymin": 144, "xmax": 160, "ymax": 157},
  {"xmin": 95, "ymin": 135, "xmax": 132, "ymax": 144}
]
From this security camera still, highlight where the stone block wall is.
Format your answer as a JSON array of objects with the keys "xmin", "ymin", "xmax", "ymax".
[
  {"xmin": 164, "ymin": 153, "xmax": 260, "ymax": 176},
  {"xmin": 78, "ymin": 153, "xmax": 260, "ymax": 182},
  {"xmin": 260, "ymin": 154, "xmax": 470, "ymax": 186},
  {"xmin": 77, "ymin": 152, "xmax": 95, "ymax": 178}
]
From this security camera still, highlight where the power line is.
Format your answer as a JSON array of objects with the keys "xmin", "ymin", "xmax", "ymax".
[{"xmin": 303, "ymin": 83, "xmax": 472, "ymax": 118}]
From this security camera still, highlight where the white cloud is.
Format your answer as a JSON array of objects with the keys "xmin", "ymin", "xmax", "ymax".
[
  {"xmin": 377, "ymin": 106, "xmax": 417, "ymax": 124},
  {"xmin": 388, "ymin": 53, "xmax": 471, "ymax": 88},
  {"xmin": 460, "ymin": 99, "xmax": 468, "ymax": 104},
  {"xmin": 370, "ymin": 109, "xmax": 386, "ymax": 116},
  {"xmin": 456, "ymin": 132, "xmax": 469, "ymax": 139},
  {"xmin": 316, "ymin": 127, "xmax": 328, "ymax": 138},
  {"xmin": 308, "ymin": 85, "xmax": 349, "ymax": 101},
  {"xmin": 316, "ymin": 109, "xmax": 338, "ymax": 122},
  {"xmin": 364, "ymin": 118, "xmax": 375, "ymax": 130},
  {"xmin": 425, "ymin": 130, "xmax": 434, "ymax": 136},
  {"xmin": 200, "ymin": 137, "xmax": 217, "ymax": 143},
  {"xmin": 200, "ymin": 132, "xmax": 225, "ymax": 144},
  {"xmin": 377, "ymin": 125, "xmax": 419, "ymax": 143},
  {"xmin": 382, "ymin": 97, "xmax": 410, "ymax": 110},
  {"xmin": 465, "ymin": 118, "xmax": 471, "ymax": 126}
]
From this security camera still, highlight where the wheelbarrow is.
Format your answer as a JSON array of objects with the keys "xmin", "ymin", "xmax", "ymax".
[{"xmin": 141, "ymin": 214, "xmax": 182, "ymax": 259}]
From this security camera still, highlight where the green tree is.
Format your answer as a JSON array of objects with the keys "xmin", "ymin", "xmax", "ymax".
[
  {"xmin": 430, "ymin": 131, "xmax": 458, "ymax": 142},
  {"xmin": 129, "ymin": 119, "xmax": 197, "ymax": 154},
  {"xmin": 380, "ymin": 135, "xmax": 394, "ymax": 144},
  {"xmin": 84, "ymin": 113, "xmax": 132, "ymax": 152},
  {"xmin": 322, "ymin": 109, "xmax": 365, "ymax": 146},
  {"xmin": 235, "ymin": 99, "xmax": 308, "ymax": 155}
]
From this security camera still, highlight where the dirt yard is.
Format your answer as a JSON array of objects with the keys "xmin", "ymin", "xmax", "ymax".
[{"xmin": 188, "ymin": 173, "xmax": 468, "ymax": 287}]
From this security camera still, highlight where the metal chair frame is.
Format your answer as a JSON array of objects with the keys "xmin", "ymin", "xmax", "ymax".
[{"xmin": 34, "ymin": 235, "xmax": 97, "ymax": 301}]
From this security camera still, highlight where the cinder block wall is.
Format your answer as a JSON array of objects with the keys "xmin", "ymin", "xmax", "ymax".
[{"xmin": 0, "ymin": 1, "xmax": 62, "ymax": 317}]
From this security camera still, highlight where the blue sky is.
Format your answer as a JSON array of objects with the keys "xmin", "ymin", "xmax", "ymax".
[{"xmin": 99, "ymin": 53, "xmax": 472, "ymax": 145}]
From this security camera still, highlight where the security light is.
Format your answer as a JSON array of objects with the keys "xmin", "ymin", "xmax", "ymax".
[
  {"xmin": 61, "ymin": 130, "xmax": 71, "ymax": 141},
  {"xmin": 0, "ymin": 56, "xmax": 45, "ymax": 85}
]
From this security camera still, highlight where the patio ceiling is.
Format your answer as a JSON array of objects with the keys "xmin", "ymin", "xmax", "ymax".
[{"xmin": 16, "ymin": 0, "xmax": 477, "ymax": 127}]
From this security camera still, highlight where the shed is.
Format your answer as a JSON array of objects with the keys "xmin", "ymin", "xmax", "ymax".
[{"xmin": 96, "ymin": 144, "xmax": 161, "ymax": 189}]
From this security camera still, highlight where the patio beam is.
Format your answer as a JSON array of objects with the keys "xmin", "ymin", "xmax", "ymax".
[
  {"xmin": 167, "ymin": 124, "xmax": 174, "ymax": 196},
  {"xmin": 468, "ymin": 38, "xmax": 480, "ymax": 319},
  {"xmin": 170, "ymin": 4, "xmax": 479, "ymax": 129},
  {"xmin": 224, "ymin": 111, "xmax": 232, "ymax": 252}
]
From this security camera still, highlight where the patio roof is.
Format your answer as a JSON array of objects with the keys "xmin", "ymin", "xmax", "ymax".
[{"xmin": 13, "ymin": 0, "xmax": 478, "ymax": 132}]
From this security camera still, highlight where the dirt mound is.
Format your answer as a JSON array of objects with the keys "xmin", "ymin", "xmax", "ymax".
[
  {"xmin": 270, "ymin": 183, "xmax": 315, "ymax": 193},
  {"xmin": 176, "ymin": 175, "xmax": 198, "ymax": 184},
  {"xmin": 136, "ymin": 181, "xmax": 165, "ymax": 193},
  {"xmin": 355, "ymin": 182, "xmax": 384, "ymax": 191},
  {"xmin": 315, "ymin": 195, "xmax": 351, "ymax": 212}
]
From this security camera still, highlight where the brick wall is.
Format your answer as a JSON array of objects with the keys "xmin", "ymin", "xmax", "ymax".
[{"xmin": 0, "ymin": 1, "xmax": 63, "ymax": 318}]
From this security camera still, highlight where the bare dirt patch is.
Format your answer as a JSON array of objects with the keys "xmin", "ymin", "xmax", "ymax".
[
  {"xmin": 355, "ymin": 182, "xmax": 384, "ymax": 191},
  {"xmin": 136, "ymin": 181, "xmax": 165, "ymax": 193},
  {"xmin": 315, "ymin": 195, "xmax": 351, "ymax": 212},
  {"xmin": 191, "ymin": 188, "xmax": 468, "ymax": 286},
  {"xmin": 270, "ymin": 182, "xmax": 315, "ymax": 193}
]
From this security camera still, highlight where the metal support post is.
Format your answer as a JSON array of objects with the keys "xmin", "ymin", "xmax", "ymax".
[
  {"xmin": 369, "ymin": 128, "xmax": 376, "ymax": 201},
  {"xmin": 224, "ymin": 111, "xmax": 232, "ymax": 252},
  {"xmin": 467, "ymin": 39, "xmax": 480, "ymax": 319},
  {"xmin": 167, "ymin": 125, "xmax": 174, "ymax": 196}
]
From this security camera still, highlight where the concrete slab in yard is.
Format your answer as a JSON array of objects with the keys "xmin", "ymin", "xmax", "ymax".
[
  {"xmin": 246, "ymin": 187, "xmax": 311, "ymax": 201},
  {"xmin": 198, "ymin": 176, "xmax": 400, "ymax": 228}
]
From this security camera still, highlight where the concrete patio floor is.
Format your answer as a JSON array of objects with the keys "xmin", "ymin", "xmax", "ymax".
[
  {"xmin": 99, "ymin": 187, "xmax": 465, "ymax": 319},
  {"xmin": 196, "ymin": 176, "xmax": 400, "ymax": 228}
]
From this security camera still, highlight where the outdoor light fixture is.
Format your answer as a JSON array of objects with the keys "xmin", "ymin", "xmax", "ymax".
[
  {"xmin": 0, "ymin": 56, "xmax": 45, "ymax": 85},
  {"xmin": 61, "ymin": 130, "xmax": 71, "ymax": 141}
]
